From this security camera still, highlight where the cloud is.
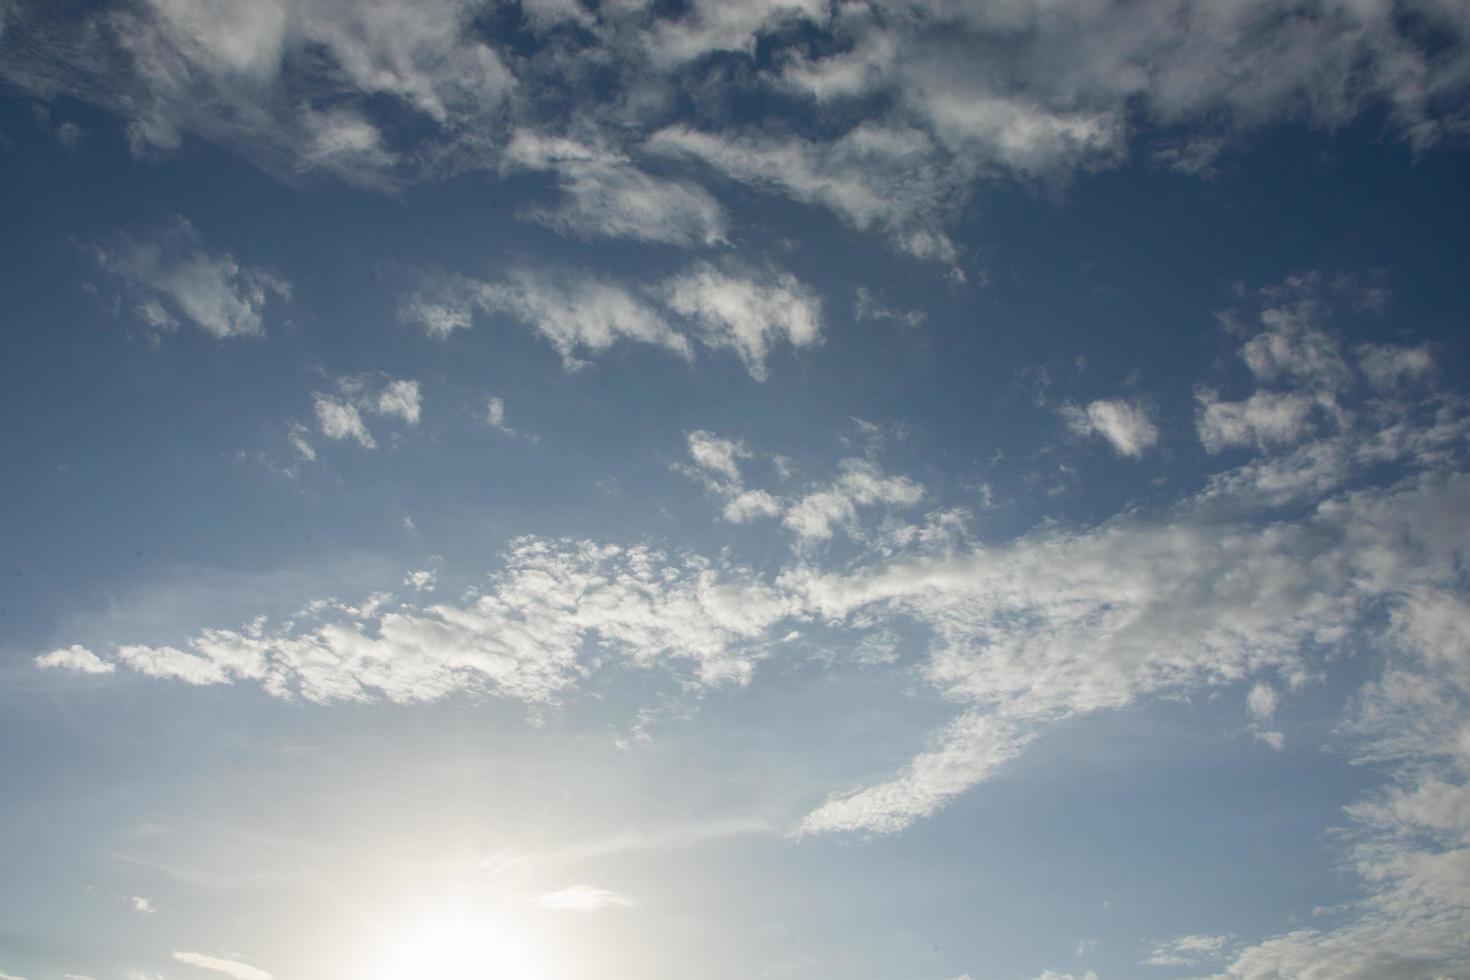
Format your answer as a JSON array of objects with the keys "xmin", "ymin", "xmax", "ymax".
[
  {"xmin": 287, "ymin": 424, "xmax": 316, "ymax": 462},
  {"xmin": 1061, "ymin": 398, "xmax": 1160, "ymax": 457},
  {"xmin": 686, "ymin": 430, "xmax": 748, "ymax": 483},
  {"xmin": 781, "ymin": 459, "xmax": 924, "ymax": 543},
  {"xmin": 854, "ymin": 287, "xmax": 926, "ymax": 328},
  {"xmin": 403, "ymin": 560, "xmax": 439, "ymax": 592},
  {"xmin": 129, "ymin": 895, "xmax": 156, "ymax": 915},
  {"xmin": 34, "ymin": 644, "xmax": 115, "ymax": 675},
  {"xmin": 533, "ymin": 885, "xmax": 637, "ymax": 912},
  {"xmin": 401, "ymin": 262, "xmax": 822, "ymax": 377},
  {"xmin": 1246, "ymin": 681, "xmax": 1278, "ymax": 721},
  {"xmin": 313, "ymin": 395, "xmax": 376, "ymax": 450},
  {"xmin": 503, "ymin": 130, "xmax": 728, "ymax": 246},
  {"xmin": 5, "ymin": 0, "xmax": 1470, "ymax": 269},
  {"xmin": 647, "ymin": 123, "xmax": 963, "ymax": 267},
  {"xmin": 1031, "ymin": 972, "xmax": 1098, "ymax": 980},
  {"xmin": 1196, "ymin": 390, "xmax": 1318, "ymax": 453},
  {"xmin": 86, "ymin": 216, "xmax": 289, "ymax": 338},
  {"xmin": 310, "ymin": 375, "xmax": 422, "ymax": 451},
  {"xmin": 1146, "ymin": 933, "xmax": 1229, "ymax": 966},
  {"xmin": 171, "ymin": 952, "xmax": 272, "ymax": 980},
  {"xmin": 68, "ymin": 537, "xmax": 799, "ymax": 704},
  {"xmin": 402, "ymin": 268, "xmax": 690, "ymax": 370},
  {"xmin": 39, "ymin": 270, "xmax": 1470, "ymax": 977},
  {"xmin": 661, "ymin": 262, "xmax": 823, "ymax": 380},
  {"xmin": 375, "ymin": 379, "xmax": 422, "ymax": 426},
  {"xmin": 681, "ymin": 433, "xmax": 926, "ymax": 546},
  {"xmin": 484, "ymin": 396, "xmax": 514, "ymax": 435}
]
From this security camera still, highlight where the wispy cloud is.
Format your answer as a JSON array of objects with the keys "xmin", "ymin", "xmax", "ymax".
[
  {"xmin": 171, "ymin": 952, "xmax": 272, "ymax": 980},
  {"xmin": 533, "ymin": 885, "xmax": 636, "ymax": 912}
]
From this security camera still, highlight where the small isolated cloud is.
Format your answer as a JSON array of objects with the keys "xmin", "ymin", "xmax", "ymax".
[
  {"xmin": 34, "ymin": 644, "xmax": 114, "ymax": 675},
  {"xmin": 129, "ymin": 896, "xmax": 156, "ymax": 915},
  {"xmin": 1145, "ymin": 933, "xmax": 1228, "ymax": 967},
  {"xmin": 1062, "ymin": 398, "xmax": 1159, "ymax": 458},
  {"xmin": 854, "ymin": 287, "xmax": 926, "ymax": 328},
  {"xmin": 484, "ymin": 396, "xmax": 514, "ymax": 435},
  {"xmin": 171, "ymin": 952, "xmax": 272, "ymax": 980},
  {"xmin": 86, "ymin": 216, "xmax": 289, "ymax": 338},
  {"xmin": 1031, "ymin": 971, "xmax": 1098, "ymax": 980},
  {"xmin": 534, "ymin": 885, "xmax": 636, "ymax": 912}
]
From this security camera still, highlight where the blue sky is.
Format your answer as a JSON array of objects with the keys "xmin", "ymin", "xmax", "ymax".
[{"xmin": 2, "ymin": 2, "xmax": 1470, "ymax": 979}]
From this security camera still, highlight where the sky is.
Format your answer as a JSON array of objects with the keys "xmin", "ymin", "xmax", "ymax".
[{"xmin": 1, "ymin": 1, "xmax": 1469, "ymax": 978}]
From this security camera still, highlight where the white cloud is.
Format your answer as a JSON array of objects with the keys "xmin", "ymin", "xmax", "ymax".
[
  {"xmin": 854, "ymin": 287, "xmax": 926, "ymax": 328},
  {"xmin": 686, "ymin": 430, "xmax": 748, "ymax": 483},
  {"xmin": 171, "ymin": 952, "xmax": 272, "ymax": 980},
  {"xmin": 782, "ymin": 459, "xmax": 924, "ymax": 543},
  {"xmin": 313, "ymin": 395, "xmax": 376, "ymax": 450},
  {"xmin": 129, "ymin": 895, "xmax": 156, "ymax": 915},
  {"xmin": 1196, "ymin": 390, "xmax": 1318, "ymax": 453},
  {"xmin": 404, "ymin": 268, "xmax": 691, "ymax": 370},
  {"xmin": 647, "ymin": 123, "xmax": 962, "ymax": 267},
  {"xmin": 34, "ymin": 644, "xmax": 115, "ymax": 675},
  {"xmin": 533, "ymin": 885, "xmax": 637, "ymax": 912},
  {"xmin": 310, "ymin": 376, "xmax": 422, "ymax": 450},
  {"xmin": 1358, "ymin": 342, "xmax": 1435, "ymax": 389},
  {"xmin": 6, "ymin": 0, "xmax": 1470, "ymax": 268},
  {"xmin": 662, "ymin": 262, "xmax": 823, "ymax": 381},
  {"xmin": 1062, "ymin": 398, "xmax": 1160, "ymax": 458},
  {"xmin": 403, "ymin": 564, "xmax": 438, "ymax": 592},
  {"xmin": 72, "ymin": 538, "xmax": 799, "ymax": 704},
  {"xmin": 503, "ymin": 130, "xmax": 728, "ymax": 246},
  {"xmin": 1031, "ymin": 972, "xmax": 1098, "ymax": 980},
  {"xmin": 375, "ymin": 379, "xmax": 422, "ymax": 426},
  {"xmin": 1146, "ymin": 933, "xmax": 1229, "ymax": 966},
  {"xmin": 1247, "ymin": 681, "xmax": 1278, "ymax": 721},
  {"xmin": 87, "ymin": 216, "xmax": 289, "ymax": 338},
  {"xmin": 401, "ymin": 262, "xmax": 822, "ymax": 377},
  {"xmin": 287, "ymin": 423, "xmax": 316, "ymax": 462},
  {"xmin": 0, "ymin": 970, "xmax": 27, "ymax": 980},
  {"xmin": 484, "ymin": 396, "xmax": 514, "ymax": 434}
]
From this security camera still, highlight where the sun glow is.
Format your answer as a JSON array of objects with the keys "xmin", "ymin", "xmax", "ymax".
[{"xmin": 355, "ymin": 902, "xmax": 568, "ymax": 980}]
